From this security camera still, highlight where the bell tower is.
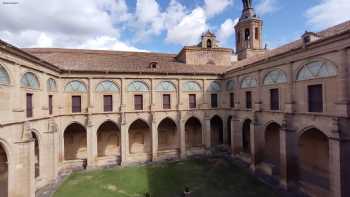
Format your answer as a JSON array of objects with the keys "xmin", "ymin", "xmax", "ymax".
[{"xmin": 235, "ymin": 0, "xmax": 265, "ymax": 60}]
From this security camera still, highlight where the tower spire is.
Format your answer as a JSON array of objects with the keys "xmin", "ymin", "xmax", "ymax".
[{"xmin": 234, "ymin": 0, "xmax": 265, "ymax": 60}]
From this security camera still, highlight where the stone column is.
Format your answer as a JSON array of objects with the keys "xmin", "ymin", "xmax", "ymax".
[
  {"xmin": 202, "ymin": 79, "xmax": 208, "ymax": 108},
  {"xmin": 335, "ymin": 48, "xmax": 350, "ymax": 117},
  {"xmin": 40, "ymin": 121, "xmax": 58, "ymax": 183},
  {"xmin": 232, "ymin": 118, "xmax": 241, "ymax": 154},
  {"xmin": 151, "ymin": 115, "xmax": 158, "ymax": 161},
  {"xmin": 120, "ymin": 78, "xmax": 127, "ymax": 112},
  {"xmin": 279, "ymin": 125, "xmax": 298, "ymax": 189},
  {"xmin": 179, "ymin": 113, "xmax": 186, "ymax": 159},
  {"xmin": 86, "ymin": 118, "xmax": 96, "ymax": 168},
  {"xmin": 285, "ymin": 62, "xmax": 295, "ymax": 113},
  {"xmin": 204, "ymin": 117, "xmax": 211, "ymax": 148},
  {"xmin": 329, "ymin": 137, "xmax": 342, "ymax": 197},
  {"xmin": 120, "ymin": 122, "xmax": 128, "ymax": 166},
  {"xmin": 255, "ymin": 71, "xmax": 262, "ymax": 111},
  {"xmin": 250, "ymin": 119, "xmax": 264, "ymax": 171}
]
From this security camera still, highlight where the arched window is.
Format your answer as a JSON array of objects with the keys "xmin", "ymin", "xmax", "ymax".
[
  {"xmin": 240, "ymin": 76, "xmax": 257, "ymax": 89},
  {"xmin": 96, "ymin": 81, "xmax": 119, "ymax": 92},
  {"xmin": 208, "ymin": 81, "xmax": 221, "ymax": 92},
  {"xmin": 64, "ymin": 80, "xmax": 87, "ymax": 92},
  {"xmin": 297, "ymin": 61, "xmax": 337, "ymax": 81},
  {"xmin": 128, "ymin": 81, "xmax": 149, "ymax": 92},
  {"xmin": 183, "ymin": 81, "xmax": 201, "ymax": 92},
  {"xmin": 21, "ymin": 72, "xmax": 40, "ymax": 89},
  {"xmin": 47, "ymin": 78, "xmax": 57, "ymax": 92},
  {"xmin": 0, "ymin": 65, "xmax": 10, "ymax": 85},
  {"xmin": 245, "ymin": 28, "xmax": 250, "ymax": 40},
  {"xmin": 156, "ymin": 81, "xmax": 176, "ymax": 92},
  {"xmin": 226, "ymin": 80, "xmax": 235, "ymax": 91},
  {"xmin": 207, "ymin": 39, "xmax": 212, "ymax": 48},
  {"xmin": 263, "ymin": 70, "xmax": 288, "ymax": 85}
]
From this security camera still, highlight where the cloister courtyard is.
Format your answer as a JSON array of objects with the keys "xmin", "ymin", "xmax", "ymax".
[{"xmin": 53, "ymin": 158, "xmax": 279, "ymax": 197}]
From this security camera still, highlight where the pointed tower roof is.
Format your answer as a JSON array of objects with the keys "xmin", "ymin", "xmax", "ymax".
[{"xmin": 240, "ymin": 0, "xmax": 258, "ymax": 20}]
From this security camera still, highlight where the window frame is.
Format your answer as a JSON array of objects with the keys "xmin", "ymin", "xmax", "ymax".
[
  {"xmin": 270, "ymin": 88, "xmax": 280, "ymax": 111},
  {"xmin": 72, "ymin": 95, "xmax": 82, "ymax": 113},
  {"xmin": 134, "ymin": 94, "xmax": 143, "ymax": 111},
  {"xmin": 26, "ymin": 93, "xmax": 33, "ymax": 118},
  {"xmin": 308, "ymin": 84, "xmax": 323, "ymax": 113},
  {"xmin": 211, "ymin": 93, "xmax": 218, "ymax": 108},
  {"xmin": 246, "ymin": 91, "xmax": 252, "ymax": 109},
  {"xmin": 162, "ymin": 94, "xmax": 171, "ymax": 109},
  {"xmin": 189, "ymin": 94, "xmax": 197, "ymax": 109},
  {"xmin": 48, "ymin": 95, "xmax": 53, "ymax": 115},
  {"xmin": 103, "ymin": 95, "xmax": 113, "ymax": 112},
  {"xmin": 230, "ymin": 92, "xmax": 235, "ymax": 108}
]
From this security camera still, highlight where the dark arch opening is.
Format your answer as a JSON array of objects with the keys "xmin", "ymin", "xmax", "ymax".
[
  {"xmin": 97, "ymin": 121, "xmax": 120, "ymax": 157},
  {"xmin": 32, "ymin": 132, "xmax": 40, "ymax": 178},
  {"xmin": 242, "ymin": 119, "xmax": 251, "ymax": 154},
  {"xmin": 0, "ymin": 143, "xmax": 7, "ymax": 197},
  {"xmin": 185, "ymin": 117, "xmax": 202, "ymax": 149},
  {"xmin": 298, "ymin": 128, "xmax": 329, "ymax": 189},
  {"xmin": 210, "ymin": 115, "xmax": 223, "ymax": 146},
  {"xmin": 64, "ymin": 123, "xmax": 87, "ymax": 161},
  {"xmin": 129, "ymin": 119, "xmax": 151, "ymax": 154},
  {"xmin": 264, "ymin": 122, "xmax": 281, "ymax": 175},
  {"xmin": 158, "ymin": 118, "xmax": 178, "ymax": 151},
  {"xmin": 207, "ymin": 39, "xmax": 212, "ymax": 48}
]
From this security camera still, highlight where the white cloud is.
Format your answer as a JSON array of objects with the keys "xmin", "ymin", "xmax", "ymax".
[
  {"xmin": 0, "ymin": 0, "xmax": 145, "ymax": 51},
  {"xmin": 256, "ymin": 0, "xmax": 278, "ymax": 16},
  {"xmin": 306, "ymin": 0, "xmax": 350, "ymax": 30},
  {"xmin": 204, "ymin": 0, "xmax": 233, "ymax": 18},
  {"xmin": 166, "ymin": 8, "xmax": 208, "ymax": 45},
  {"xmin": 217, "ymin": 18, "xmax": 239, "ymax": 45}
]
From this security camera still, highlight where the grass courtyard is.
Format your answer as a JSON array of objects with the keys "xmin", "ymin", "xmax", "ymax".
[{"xmin": 54, "ymin": 158, "xmax": 278, "ymax": 197}]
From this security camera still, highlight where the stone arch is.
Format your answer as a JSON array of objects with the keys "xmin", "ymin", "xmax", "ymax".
[
  {"xmin": 158, "ymin": 118, "xmax": 178, "ymax": 151},
  {"xmin": 227, "ymin": 116, "xmax": 233, "ymax": 146},
  {"xmin": 242, "ymin": 119, "xmax": 251, "ymax": 154},
  {"xmin": 296, "ymin": 59, "xmax": 337, "ymax": 81},
  {"xmin": 129, "ymin": 119, "xmax": 151, "ymax": 154},
  {"xmin": 0, "ymin": 142, "xmax": 8, "ymax": 197},
  {"xmin": 31, "ymin": 131, "xmax": 40, "ymax": 178},
  {"xmin": 185, "ymin": 117, "xmax": 203, "ymax": 149},
  {"xmin": 298, "ymin": 128, "xmax": 329, "ymax": 189},
  {"xmin": 264, "ymin": 122, "xmax": 281, "ymax": 175},
  {"xmin": 21, "ymin": 72, "xmax": 40, "ymax": 89},
  {"xmin": 0, "ymin": 64, "xmax": 10, "ymax": 85},
  {"xmin": 210, "ymin": 115, "xmax": 224, "ymax": 146},
  {"xmin": 63, "ymin": 123, "xmax": 87, "ymax": 161},
  {"xmin": 64, "ymin": 80, "xmax": 87, "ymax": 92},
  {"xmin": 97, "ymin": 121, "xmax": 120, "ymax": 157}
]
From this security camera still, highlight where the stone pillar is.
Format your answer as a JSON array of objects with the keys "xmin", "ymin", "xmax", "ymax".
[
  {"xmin": 335, "ymin": 48, "xmax": 350, "ymax": 117},
  {"xmin": 204, "ymin": 117, "xmax": 211, "ymax": 148},
  {"xmin": 250, "ymin": 119, "xmax": 264, "ymax": 171},
  {"xmin": 179, "ymin": 114, "xmax": 186, "ymax": 159},
  {"xmin": 232, "ymin": 118, "xmax": 241, "ymax": 154},
  {"xmin": 329, "ymin": 138, "xmax": 342, "ymax": 197},
  {"xmin": 14, "ymin": 127, "xmax": 35, "ymax": 197},
  {"xmin": 151, "ymin": 115, "xmax": 158, "ymax": 161},
  {"xmin": 40, "ymin": 122, "xmax": 58, "ymax": 183},
  {"xmin": 223, "ymin": 115, "xmax": 228, "ymax": 145},
  {"xmin": 285, "ymin": 62, "xmax": 295, "ymax": 113},
  {"xmin": 120, "ymin": 78, "xmax": 127, "ymax": 112},
  {"xmin": 255, "ymin": 71, "xmax": 262, "ymax": 111},
  {"xmin": 120, "ymin": 123, "xmax": 128, "ymax": 166},
  {"xmin": 86, "ymin": 118, "xmax": 97, "ymax": 168},
  {"xmin": 279, "ymin": 126, "xmax": 298, "ymax": 189}
]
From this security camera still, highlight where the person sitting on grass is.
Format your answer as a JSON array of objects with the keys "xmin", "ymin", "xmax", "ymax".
[{"xmin": 183, "ymin": 186, "xmax": 191, "ymax": 197}]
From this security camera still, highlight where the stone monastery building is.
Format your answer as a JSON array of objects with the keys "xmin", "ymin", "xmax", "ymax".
[{"xmin": 0, "ymin": 1, "xmax": 349, "ymax": 197}]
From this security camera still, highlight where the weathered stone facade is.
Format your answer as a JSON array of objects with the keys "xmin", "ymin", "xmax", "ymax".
[{"xmin": 0, "ymin": 3, "xmax": 349, "ymax": 197}]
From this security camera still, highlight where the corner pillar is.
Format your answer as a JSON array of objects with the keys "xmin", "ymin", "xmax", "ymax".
[
  {"xmin": 151, "ymin": 116, "xmax": 158, "ymax": 161},
  {"xmin": 250, "ymin": 120, "xmax": 264, "ymax": 171},
  {"xmin": 231, "ymin": 118, "xmax": 241, "ymax": 154}
]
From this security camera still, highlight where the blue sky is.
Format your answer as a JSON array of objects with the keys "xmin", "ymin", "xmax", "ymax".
[{"xmin": 0, "ymin": 0, "xmax": 349, "ymax": 53}]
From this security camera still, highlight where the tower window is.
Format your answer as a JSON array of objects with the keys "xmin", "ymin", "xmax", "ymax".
[
  {"xmin": 255, "ymin": 28, "xmax": 259, "ymax": 40},
  {"xmin": 245, "ymin": 29, "xmax": 250, "ymax": 41},
  {"xmin": 207, "ymin": 39, "xmax": 212, "ymax": 48}
]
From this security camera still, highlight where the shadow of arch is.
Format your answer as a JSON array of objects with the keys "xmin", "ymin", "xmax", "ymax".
[
  {"xmin": 298, "ymin": 128, "xmax": 330, "ymax": 191},
  {"xmin": 31, "ymin": 132, "xmax": 40, "ymax": 178},
  {"xmin": 63, "ymin": 123, "xmax": 87, "ymax": 163},
  {"xmin": 97, "ymin": 121, "xmax": 121, "ymax": 165},
  {"xmin": 210, "ymin": 115, "xmax": 223, "ymax": 146},
  {"xmin": 185, "ymin": 117, "xmax": 203, "ymax": 150},
  {"xmin": 158, "ymin": 118, "xmax": 178, "ymax": 151},
  {"xmin": 264, "ymin": 122, "xmax": 281, "ymax": 176},
  {"xmin": 129, "ymin": 119, "xmax": 151, "ymax": 155}
]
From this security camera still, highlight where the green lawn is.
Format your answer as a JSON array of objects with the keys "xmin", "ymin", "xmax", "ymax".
[{"xmin": 54, "ymin": 158, "xmax": 278, "ymax": 197}]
